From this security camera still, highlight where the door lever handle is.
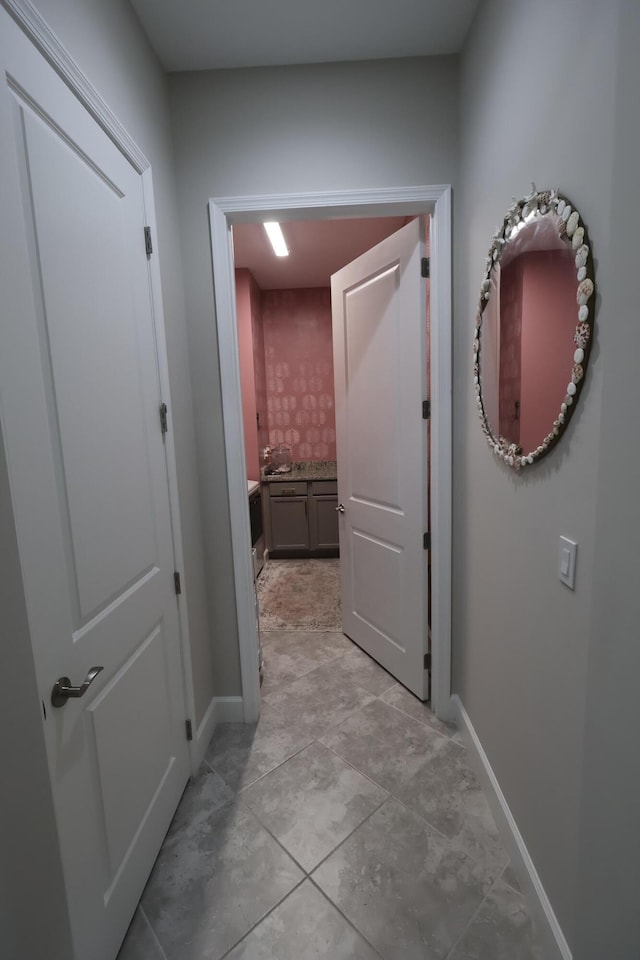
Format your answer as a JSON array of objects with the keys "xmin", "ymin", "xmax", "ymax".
[
  {"xmin": 51, "ymin": 666, "xmax": 104, "ymax": 708},
  {"xmin": 336, "ymin": 503, "xmax": 345, "ymax": 513}
]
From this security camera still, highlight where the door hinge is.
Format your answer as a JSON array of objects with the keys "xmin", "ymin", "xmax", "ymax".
[
  {"xmin": 421, "ymin": 256, "xmax": 430, "ymax": 278},
  {"xmin": 422, "ymin": 400, "xmax": 431, "ymax": 420},
  {"xmin": 144, "ymin": 225, "xmax": 153, "ymax": 256},
  {"xmin": 423, "ymin": 531, "xmax": 431, "ymax": 550},
  {"xmin": 160, "ymin": 402, "xmax": 168, "ymax": 435},
  {"xmin": 185, "ymin": 719, "xmax": 193, "ymax": 741},
  {"xmin": 174, "ymin": 571, "xmax": 182, "ymax": 595},
  {"xmin": 424, "ymin": 652, "xmax": 431, "ymax": 671}
]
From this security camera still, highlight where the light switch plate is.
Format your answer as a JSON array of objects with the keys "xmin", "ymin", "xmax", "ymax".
[{"xmin": 558, "ymin": 536, "xmax": 577, "ymax": 589}]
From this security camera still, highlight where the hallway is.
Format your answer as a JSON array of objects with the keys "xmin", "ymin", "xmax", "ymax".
[{"xmin": 118, "ymin": 623, "xmax": 542, "ymax": 959}]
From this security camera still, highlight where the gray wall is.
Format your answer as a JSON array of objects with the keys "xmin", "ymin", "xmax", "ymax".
[
  {"xmin": 26, "ymin": 0, "xmax": 215, "ymax": 723},
  {"xmin": 168, "ymin": 55, "xmax": 459, "ymax": 694},
  {"xmin": 455, "ymin": 0, "xmax": 618, "ymax": 947},
  {"xmin": 574, "ymin": 2, "xmax": 640, "ymax": 956}
]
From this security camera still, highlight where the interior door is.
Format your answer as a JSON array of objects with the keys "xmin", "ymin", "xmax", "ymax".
[
  {"xmin": 332, "ymin": 219, "xmax": 429, "ymax": 699},
  {"xmin": 0, "ymin": 16, "xmax": 189, "ymax": 960}
]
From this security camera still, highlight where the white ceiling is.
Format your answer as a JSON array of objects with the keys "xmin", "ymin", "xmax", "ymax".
[
  {"xmin": 130, "ymin": 0, "xmax": 479, "ymax": 72},
  {"xmin": 233, "ymin": 217, "xmax": 411, "ymax": 289}
]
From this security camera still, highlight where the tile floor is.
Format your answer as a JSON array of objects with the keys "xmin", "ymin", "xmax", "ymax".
[{"xmin": 118, "ymin": 629, "xmax": 543, "ymax": 960}]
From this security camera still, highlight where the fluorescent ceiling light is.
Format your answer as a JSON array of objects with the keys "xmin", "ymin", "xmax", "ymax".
[{"xmin": 264, "ymin": 221, "xmax": 289, "ymax": 257}]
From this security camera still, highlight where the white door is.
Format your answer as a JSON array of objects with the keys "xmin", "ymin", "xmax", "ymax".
[
  {"xmin": 332, "ymin": 219, "xmax": 429, "ymax": 699},
  {"xmin": 0, "ymin": 16, "xmax": 190, "ymax": 960}
]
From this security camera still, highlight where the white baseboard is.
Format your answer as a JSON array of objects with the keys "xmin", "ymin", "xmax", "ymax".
[
  {"xmin": 214, "ymin": 696, "xmax": 244, "ymax": 723},
  {"xmin": 451, "ymin": 695, "xmax": 572, "ymax": 960},
  {"xmin": 189, "ymin": 696, "xmax": 218, "ymax": 772},
  {"xmin": 188, "ymin": 696, "xmax": 246, "ymax": 773}
]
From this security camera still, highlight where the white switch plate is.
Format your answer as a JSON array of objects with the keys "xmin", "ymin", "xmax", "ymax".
[{"xmin": 558, "ymin": 536, "xmax": 577, "ymax": 589}]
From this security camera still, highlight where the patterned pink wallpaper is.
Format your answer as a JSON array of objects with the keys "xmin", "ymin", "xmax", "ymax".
[{"xmin": 262, "ymin": 288, "xmax": 336, "ymax": 462}]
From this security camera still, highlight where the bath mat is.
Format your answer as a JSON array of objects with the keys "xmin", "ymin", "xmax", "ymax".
[{"xmin": 257, "ymin": 559, "xmax": 342, "ymax": 631}]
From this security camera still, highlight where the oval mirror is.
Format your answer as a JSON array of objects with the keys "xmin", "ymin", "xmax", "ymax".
[{"xmin": 474, "ymin": 186, "xmax": 595, "ymax": 469}]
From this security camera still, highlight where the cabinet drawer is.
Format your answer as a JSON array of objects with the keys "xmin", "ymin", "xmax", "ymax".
[
  {"xmin": 310, "ymin": 480, "xmax": 337, "ymax": 496},
  {"xmin": 269, "ymin": 481, "xmax": 308, "ymax": 497}
]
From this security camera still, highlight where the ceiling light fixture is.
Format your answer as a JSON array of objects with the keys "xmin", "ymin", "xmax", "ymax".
[{"xmin": 264, "ymin": 221, "xmax": 289, "ymax": 257}]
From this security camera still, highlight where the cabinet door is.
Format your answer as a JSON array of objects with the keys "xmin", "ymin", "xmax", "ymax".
[
  {"xmin": 270, "ymin": 496, "xmax": 310, "ymax": 551},
  {"xmin": 310, "ymin": 496, "xmax": 339, "ymax": 551}
]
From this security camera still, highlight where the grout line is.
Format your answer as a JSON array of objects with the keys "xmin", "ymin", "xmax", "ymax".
[
  {"xmin": 265, "ymin": 662, "xmax": 382, "ymax": 708},
  {"xmin": 442, "ymin": 873, "xmax": 503, "ymax": 960},
  {"xmin": 497, "ymin": 861, "xmax": 525, "ymax": 897},
  {"xmin": 138, "ymin": 904, "xmax": 170, "ymax": 960},
  {"xmin": 217, "ymin": 875, "xmax": 308, "ymax": 960},
  {"xmin": 238, "ymin": 797, "xmax": 311, "ymax": 876},
  {"xmin": 200, "ymin": 756, "xmax": 246, "ymax": 805},
  {"xmin": 385, "ymin": 787, "xmax": 509, "ymax": 877},
  {"xmin": 376, "ymin": 693, "xmax": 459, "ymax": 743},
  {"xmin": 235, "ymin": 738, "xmax": 318, "ymax": 794},
  {"xmin": 237, "ymin": 744, "xmax": 392, "ymax": 875},
  {"xmin": 307, "ymin": 794, "xmax": 390, "ymax": 876},
  {"xmin": 321, "ymin": 734, "xmax": 506, "ymax": 879},
  {"xmin": 389, "ymin": 792, "xmax": 452, "ymax": 843},
  {"xmin": 307, "ymin": 876, "xmax": 387, "ymax": 959},
  {"xmin": 260, "ymin": 645, "xmax": 354, "ymax": 699},
  {"xmin": 319, "ymin": 739, "xmax": 393, "ymax": 797}
]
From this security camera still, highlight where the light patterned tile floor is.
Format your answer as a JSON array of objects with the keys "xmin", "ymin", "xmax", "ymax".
[{"xmin": 118, "ymin": 628, "xmax": 543, "ymax": 960}]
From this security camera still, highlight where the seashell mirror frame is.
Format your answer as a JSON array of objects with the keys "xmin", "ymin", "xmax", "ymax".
[{"xmin": 474, "ymin": 185, "xmax": 596, "ymax": 470}]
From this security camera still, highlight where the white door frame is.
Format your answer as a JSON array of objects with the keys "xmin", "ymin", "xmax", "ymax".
[
  {"xmin": 208, "ymin": 186, "xmax": 453, "ymax": 723},
  {"xmin": 2, "ymin": 0, "xmax": 199, "ymax": 769}
]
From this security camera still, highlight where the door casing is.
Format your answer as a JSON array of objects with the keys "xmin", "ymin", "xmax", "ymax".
[{"xmin": 208, "ymin": 186, "xmax": 453, "ymax": 723}]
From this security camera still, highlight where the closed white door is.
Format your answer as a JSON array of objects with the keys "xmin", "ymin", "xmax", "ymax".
[
  {"xmin": 0, "ymin": 16, "xmax": 189, "ymax": 960},
  {"xmin": 332, "ymin": 219, "xmax": 429, "ymax": 699}
]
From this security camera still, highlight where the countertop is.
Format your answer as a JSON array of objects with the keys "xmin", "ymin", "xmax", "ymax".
[
  {"xmin": 262, "ymin": 460, "xmax": 337, "ymax": 483},
  {"xmin": 247, "ymin": 480, "xmax": 260, "ymax": 496}
]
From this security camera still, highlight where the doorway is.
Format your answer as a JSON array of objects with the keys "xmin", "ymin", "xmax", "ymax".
[
  {"xmin": 234, "ymin": 216, "xmax": 413, "ymax": 639},
  {"xmin": 208, "ymin": 187, "xmax": 452, "ymax": 723}
]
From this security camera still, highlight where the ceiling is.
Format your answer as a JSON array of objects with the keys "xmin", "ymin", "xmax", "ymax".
[
  {"xmin": 232, "ymin": 217, "xmax": 411, "ymax": 289},
  {"xmin": 130, "ymin": 0, "xmax": 479, "ymax": 72}
]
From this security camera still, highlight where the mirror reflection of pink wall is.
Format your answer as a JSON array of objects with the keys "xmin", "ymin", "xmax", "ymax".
[
  {"xmin": 499, "ymin": 248, "xmax": 576, "ymax": 452},
  {"xmin": 498, "ymin": 259, "xmax": 523, "ymax": 444}
]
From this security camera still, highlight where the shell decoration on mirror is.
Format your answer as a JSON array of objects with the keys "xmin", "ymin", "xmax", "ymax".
[{"xmin": 474, "ymin": 184, "xmax": 596, "ymax": 470}]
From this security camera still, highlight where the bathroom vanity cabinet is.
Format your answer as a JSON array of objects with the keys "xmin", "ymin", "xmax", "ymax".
[{"xmin": 263, "ymin": 479, "xmax": 339, "ymax": 558}]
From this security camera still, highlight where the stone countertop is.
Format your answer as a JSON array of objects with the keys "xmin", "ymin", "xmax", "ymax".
[{"xmin": 262, "ymin": 460, "xmax": 337, "ymax": 483}]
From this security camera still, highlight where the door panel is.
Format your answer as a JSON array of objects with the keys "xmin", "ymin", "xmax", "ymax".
[
  {"xmin": 0, "ymin": 17, "xmax": 189, "ymax": 960},
  {"xmin": 89, "ymin": 625, "xmax": 174, "ymax": 880},
  {"xmin": 22, "ymin": 108, "xmax": 159, "ymax": 623},
  {"xmin": 332, "ymin": 219, "xmax": 429, "ymax": 698},
  {"xmin": 344, "ymin": 265, "xmax": 403, "ymax": 512},
  {"xmin": 351, "ymin": 529, "xmax": 403, "ymax": 650}
]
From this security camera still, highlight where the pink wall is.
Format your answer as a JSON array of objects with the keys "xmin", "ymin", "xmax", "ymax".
[
  {"xmin": 235, "ymin": 269, "xmax": 264, "ymax": 480},
  {"xmin": 520, "ymin": 250, "xmax": 576, "ymax": 453},
  {"xmin": 262, "ymin": 288, "xmax": 336, "ymax": 462},
  {"xmin": 252, "ymin": 279, "xmax": 268, "ymax": 467},
  {"xmin": 499, "ymin": 259, "xmax": 523, "ymax": 443}
]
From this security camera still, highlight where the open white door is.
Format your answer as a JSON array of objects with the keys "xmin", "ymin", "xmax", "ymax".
[
  {"xmin": 0, "ymin": 14, "xmax": 189, "ymax": 960},
  {"xmin": 332, "ymin": 218, "xmax": 429, "ymax": 699}
]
